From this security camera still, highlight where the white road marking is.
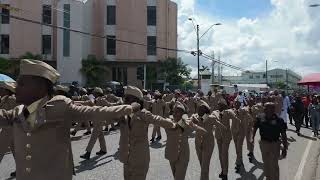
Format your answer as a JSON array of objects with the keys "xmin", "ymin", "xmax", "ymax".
[{"xmin": 294, "ymin": 134, "xmax": 314, "ymax": 180}]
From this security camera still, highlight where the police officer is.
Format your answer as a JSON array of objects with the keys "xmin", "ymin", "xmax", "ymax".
[
  {"xmin": 0, "ymin": 59, "xmax": 133, "ymax": 180},
  {"xmin": 0, "ymin": 81, "xmax": 18, "ymax": 177},
  {"xmin": 252, "ymin": 102, "xmax": 288, "ymax": 180}
]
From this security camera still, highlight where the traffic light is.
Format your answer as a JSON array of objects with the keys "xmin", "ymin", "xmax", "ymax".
[{"xmin": 137, "ymin": 66, "xmax": 144, "ymax": 80}]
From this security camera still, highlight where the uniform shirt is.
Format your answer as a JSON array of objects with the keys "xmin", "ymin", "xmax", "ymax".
[
  {"xmin": 255, "ymin": 113, "xmax": 286, "ymax": 142},
  {"xmin": 26, "ymin": 98, "xmax": 44, "ymax": 128}
]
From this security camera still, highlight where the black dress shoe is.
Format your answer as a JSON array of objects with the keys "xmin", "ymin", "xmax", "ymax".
[
  {"xmin": 156, "ymin": 136, "xmax": 162, "ymax": 141},
  {"xmin": 10, "ymin": 171, "xmax": 16, "ymax": 177},
  {"xmin": 220, "ymin": 174, "xmax": 228, "ymax": 180},
  {"xmin": 70, "ymin": 130, "xmax": 77, "ymax": 136},
  {"xmin": 96, "ymin": 150, "xmax": 107, "ymax": 156},
  {"xmin": 83, "ymin": 131, "xmax": 91, "ymax": 135},
  {"xmin": 103, "ymin": 127, "xmax": 109, "ymax": 132},
  {"xmin": 109, "ymin": 127, "xmax": 116, "ymax": 131},
  {"xmin": 150, "ymin": 137, "xmax": 155, "ymax": 142},
  {"xmin": 80, "ymin": 151, "xmax": 91, "ymax": 160},
  {"xmin": 219, "ymin": 172, "xmax": 223, "ymax": 178}
]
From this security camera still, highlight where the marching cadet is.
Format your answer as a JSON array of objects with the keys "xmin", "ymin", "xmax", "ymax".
[
  {"xmin": 252, "ymin": 102, "xmax": 288, "ymax": 180},
  {"xmin": 0, "ymin": 81, "xmax": 18, "ymax": 177},
  {"xmin": 0, "ymin": 59, "xmax": 133, "ymax": 180},
  {"xmin": 247, "ymin": 97, "xmax": 264, "ymax": 162},
  {"xmin": 191, "ymin": 100, "xmax": 225, "ymax": 180},
  {"xmin": 150, "ymin": 91, "xmax": 166, "ymax": 142},
  {"xmin": 163, "ymin": 89, "xmax": 174, "ymax": 102},
  {"xmin": 53, "ymin": 85, "xmax": 70, "ymax": 97},
  {"xmin": 79, "ymin": 87, "xmax": 121, "ymax": 160},
  {"xmin": 213, "ymin": 99, "xmax": 235, "ymax": 180},
  {"xmin": 204, "ymin": 90, "xmax": 216, "ymax": 112},
  {"xmin": 70, "ymin": 87, "xmax": 92, "ymax": 136},
  {"xmin": 273, "ymin": 90, "xmax": 283, "ymax": 116},
  {"xmin": 233, "ymin": 100, "xmax": 253, "ymax": 173},
  {"xmin": 142, "ymin": 89, "xmax": 152, "ymax": 111},
  {"xmin": 184, "ymin": 91, "xmax": 196, "ymax": 117},
  {"xmin": 165, "ymin": 101, "xmax": 206, "ymax": 180},
  {"xmin": 103, "ymin": 87, "xmax": 123, "ymax": 131},
  {"xmin": 118, "ymin": 86, "xmax": 176, "ymax": 180}
]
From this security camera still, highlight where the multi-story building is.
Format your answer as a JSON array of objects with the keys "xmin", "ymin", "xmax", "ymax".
[{"xmin": 1, "ymin": 0, "xmax": 177, "ymax": 88}]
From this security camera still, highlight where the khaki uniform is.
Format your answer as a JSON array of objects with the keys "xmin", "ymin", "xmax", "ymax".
[
  {"xmin": 184, "ymin": 97, "xmax": 196, "ymax": 117},
  {"xmin": 151, "ymin": 99, "xmax": 166, "ymax": 138},
  {"xmin": 234, "ymin": 107, "xmax": 252, "ymax": 164},
  {"xmin": 247, "ymin": 103, "xmax": 264, "ymax": 152},
  {"xmin": 204, "ymin": 96, "xmax": 217, "ymax": 112},
  {"xmin": 0, "ymin": 95, "xmax": 131, "ymax": 180},
  {"xmin": 163, "ymin": 93, "xmax": 174, "ymax": 102},
  {"xmin": 213, "ymin": 110, "xmax": 233, "ymax": 175},
  {"xmin": 194, "ymin": 114, "xmax": 221, "ymax": 180},
  {"xmin": 118, "ymin": 109, "xmax": 175, "ymax": 180},
  {"xmin": 85, "ymin": 97, "xmax": 120, "ymax": 153},
  {"xmin": 165, "ymin": 118, "xmax": 206, "ymax": 180},
  {"xmin": 0, "ymin": 95, "xmax": 17, "ymax": 160},
  {"xmin": 143, "ymin": 95, "xmax": 152, "ymax": 111},
  {"xmin": 274, "ymin": 95, "xmax": 283, "ymax": 116},
  {"xmin": 72, "ymin": 95, "xmax": 91, "ymax": 132}
]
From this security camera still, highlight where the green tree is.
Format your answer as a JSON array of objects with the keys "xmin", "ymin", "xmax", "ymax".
[
  {"xmin": 80, "ymin": 55, "xmax": 110, "ymax": 87},
  {"xmin": 146, "ymin": 65, "xmax": 157, "ymax": 89},
  {"xmin": 159, "ymin": 57, "xmax": 191, "ymax": 85},
  {"xmin": 275, "ymin": 81, "xmax": 286, "ymax": 89},
  {"xmin": 0, "ymin": 57, "xmax": 19, "ymax": 79},
  {"xmin": 20, "ymin": 52, "xmax": 42, "ymax": 60}
]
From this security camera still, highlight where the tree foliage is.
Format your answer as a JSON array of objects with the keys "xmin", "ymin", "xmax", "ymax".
[
  {"xmin": 0, "ymin": 57, "xmax": 19, "ymax": 79},
  {"xmin": 20, "ymin": 52, "xmax": 42, "ymax": 60},
  {"xmin": 80, "ymin": 55, "xmax": 110, "ymax": 87},
  {"xmin": 159, "ymin": 57, "xmax": 191, "ymax": 85}
]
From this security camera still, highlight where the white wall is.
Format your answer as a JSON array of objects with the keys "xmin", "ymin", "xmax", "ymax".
[{"xmin": 57, "ymin": 0, "xmax": 87, "ymax": 85}]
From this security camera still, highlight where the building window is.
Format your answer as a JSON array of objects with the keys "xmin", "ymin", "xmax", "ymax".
[
  {"xmin": 42, "ymin": 5, "xmax": 52, "ymax": 24},
  {"xmin": 249, "ymin": 75, "xmax": 253, "ymax": 79},
  {"xmin": 63, "ymin": 4, "xmax": 70, "ymax": 57},
  {"xmin": 42, "ymin": 35, "xmax": 51, "ymax": 55},
  {"xmin": 107, "ymin": 36, "xmax": 116, "ymax": 55},
  {"xmin": 147, "ymin": 6, "xmax": 156, "ymax": 26},
  {"xmin": 202, "ymin": 75, "xmax": 211, "ymax": 79},
  {"xmin": 263, "ymin": 74, "xmax": 266, "ymax": 78},
  {"xmin": 106, "ymin": 6, "xmax": 116, "ymax": 25},
  {"xmin": 255, "ymin": 76, "xmax": 260, "ymax": 79},
  {"xmin": 112, "ymin": 67, "xmax": 127, "ymax": 85},
  {"xmin": 0, "ymin": 35, "xmax": 9, "ymax": 54},
  {"xmin": 1, "ymin": 5, "xmax": 10, "ymax": 24},
  {"xmin": 147, "ymin": 36, "xmax": 156, "ymax": 55}
]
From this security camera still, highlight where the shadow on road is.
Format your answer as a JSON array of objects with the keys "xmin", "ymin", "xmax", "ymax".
[
  {"xmin": 75, "ymin": 155, "xmax": 113, "ymax": 174},
  {"xmin": 150, "ymin": 141, "xmax": 166, "ymax": 149},
  {"xmin": 236, "ymin": 157, "xmax": 265, "ymax": 180}
]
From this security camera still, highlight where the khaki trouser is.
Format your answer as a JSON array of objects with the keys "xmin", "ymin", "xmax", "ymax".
[
  {"xmin": 151, "ymin": 125, "xmax": 161, "ymax": 138},
  {"xmin": 195, "ymin": 139, "xmax": 215, "ymax": 180},
  {"xmin": 233, "ymin": 133, "xmax": 245, "ymax": 165},
  {"xmin": 246, "ymin": 123, "xmax": 254, "ymax": 153},
  {"xmin": 260, "ymin": 140, "xmax": 280, "ymax": 180},
  {"xmin": 85, "ymin": 122, "xmax": 106, "ymax": 152},
  {"xmin": 74, "ymin": 121, "xmax": 91, "ymax": 132},
  {"xmin": 169, "ymin": 159, "xmax": 189, "ymax": 180},
  {"xmin": 217, "ymin": 139, "xmax": 231, "ymax": 175},
  {"xmin": 123, "ymin": 154, "xmax": 149, "ymax": 180}
]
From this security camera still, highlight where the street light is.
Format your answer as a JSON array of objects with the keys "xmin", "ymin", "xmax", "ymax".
[
  {"xmin": 310, "ymin": 4, "xmax": 320, "ymax": 7},
  {"xmin": 188, "ymin": 18, "xmax": 222, "ymax": 89}
]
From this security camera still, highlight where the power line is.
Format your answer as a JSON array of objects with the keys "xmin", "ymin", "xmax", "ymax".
[
  {"xmin": 201, "ymin": 53, "xmax": 245, "ymax": 71},
  {"xmin": 0, "ymin": 12, "xmax": 191, "ymax": 54}
]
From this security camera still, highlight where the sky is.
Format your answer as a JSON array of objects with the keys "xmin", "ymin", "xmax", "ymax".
[{"xmin": 171, "ymin": 0, "xmax": 320, "ymax": 78}]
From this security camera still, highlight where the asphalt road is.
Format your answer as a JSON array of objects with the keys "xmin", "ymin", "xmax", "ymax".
[{"xmin": 0, "ymin": 123, "xmax": 319, "ymax": 180}]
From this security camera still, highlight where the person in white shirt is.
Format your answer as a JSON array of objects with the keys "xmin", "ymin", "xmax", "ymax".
[{"xmin": 236, "ymin": 91, "xmax": 247, "ymax": 108}]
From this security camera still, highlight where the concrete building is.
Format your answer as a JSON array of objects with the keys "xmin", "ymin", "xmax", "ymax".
[
  {"xmin": 0, "ymin": 0, "xmax": 177, "ymax": 88},
  {"xmin": 198, "ymin": 68, "xmax": 302, "ymax": 94}
]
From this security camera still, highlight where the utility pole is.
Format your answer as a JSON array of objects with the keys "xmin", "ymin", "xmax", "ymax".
[
  {"xmin": 197, "ymin": 24, "xmax": 200, "ymax": 90},
  {"xmin": 266, "ymin": 60, "xmax": 268, "ymax": 86},
  {"xmin": 286, "ymin": 68, "xmax": 289, "ymax": 94},
  {"xmin": 211, "ymin": 51, "xmax": 215, "ymax": 84}
]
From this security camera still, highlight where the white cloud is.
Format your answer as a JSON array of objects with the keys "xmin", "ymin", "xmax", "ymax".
[{"xmin": 172, "ymin": 0, "xmax": 320, "ymax": 77}]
